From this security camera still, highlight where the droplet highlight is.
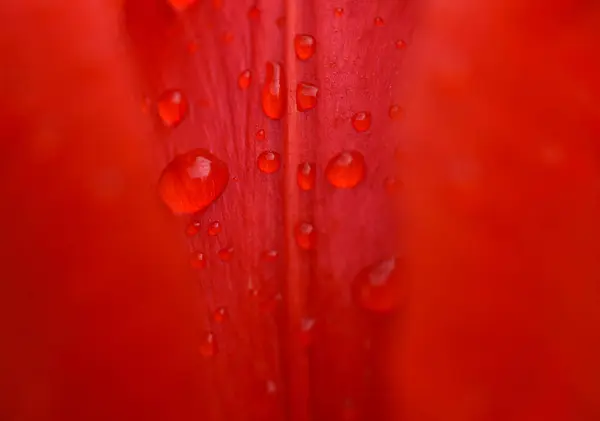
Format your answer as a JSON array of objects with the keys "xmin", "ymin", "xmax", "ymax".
[
  {"xmin": 257, "ymin": 151, "xmax": 281, "ymax": 174},
  {"xmin": 213, "ymin": 307, "xmax": 228, "ymax": 323},
  {"xmin": 199, "ymin": 332, "xmax": 217, "ymax": 357},
  {"xmin": 395, "ymin": 39, "xmax": 407, "ymax": 50},
  {"xmin": 389, "ymin": 104, "xmax": 403, "ymax": 120},
  {"xmin": 261, "ymin": 62, "xmax": 286, "ymax": 120},
  {"xmin": 296, "ymin": 83, "xmax": 319, "ymax": 111},
  {"xmin": 207, "ymin": 221, "xmax": 222, "ymax": 236},
  {"xmin": 294, "ymin": 34, "xmax": 316, "ymax": 61},
  {"xmin": 295, "ymin": 222, "xmax": 316, "ymax": 250},
  {"xmin": 186, "ymin": 220, "xmax": 201, "ymax": 237},
  {"xmin": 297, "ymin": 162, "xmax": 316, "ymax": 191},
  {"xmin": 352, "ymin": 258, "xmax": 400, "ymax": 313},
  {"xmin": 255, "ymin": 128, "xmax": 266, "ymax": 141},
  {"xmin": 351, "ymin": 112, "xmax": 372, "ymax": 132},
  {"xmin": 238, "ymin": 69, "xmax": 252, "ymax": 90},
  {"xmin": 334, "ymin": 7, "xmax": 344, "ymax": 17},
  {"xmin": 190, "ymin": 251, "xmax": 207, "ymax": 269},
  {"xmin": 157, "ymin": 89, "xmax": 189, "ymax": 128},
  {"xmin": 263, "ymin": 249, "xmax": 279, "ymax": 261},
  {"xmin": 325, "ymin": 150, "xmax": 366, "ymax": 189},
  {"xmin": 158, "ymin": 149, "xmax": 229, "ymax": 214}
]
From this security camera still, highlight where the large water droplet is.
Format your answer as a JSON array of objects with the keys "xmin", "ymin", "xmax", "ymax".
[
  {"xmin": 325, "ymin": 151, "xmax": 366, "ymax": 188},
  {"xmin": 157, "ymin": 89, "xmax": 189, "ymax": 128},
  {"xmin": 190, "ymin": 251, "xmax": 207, "ymax": 269},
  {"xmin": 218, "ymin": 246, "xmax": 234, "ymax": 262},
  {"xmin": 238, "ymin": 69, "xmax": 252, "ymax": 90},
  {"xmin": 158, "ymin": 149, "xmax": 229, "ymax": 214},
  {"xmin": 352, "ymin": 258, "xmax": 400, "ymax": 313},
  {"xmin": 351, "ymin": 112, "xmax": 372, "ymax": 132},
  {"xmin": 297, "ymin": 162, "xmax": 316, "ymax": 191},
  {"xmin": 207, "ymin": 220, "xmax": 222, "ymax": 236},
  {"xmin": 294, "ymin": 34, "xmax": 316, "ymax": 61},
  {"xmin": 262, "ymin": 62, "xmax": 286, "ymax": 120},
  {"xmin": 199, "ymin": 332, "xmax": 217, "ymax": 357},
  {"xmin": 295, "ymin": 222, "xmax": 316, "ymax": 250},
  {"xmin": 257, "ymin": 151, "xmax": 282, "ymax": 174},
  {"xmin": 296, "ymin": 83, "xmax": 319, "ymax": 111}
]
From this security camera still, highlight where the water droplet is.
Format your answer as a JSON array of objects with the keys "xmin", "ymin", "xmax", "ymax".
[
  {"xmin": 168, "ymin": 0, "xmax": 196, "ymax": 11},
  {"xmin": 299, "ymin": 317, "xmax": 316, "ymax": 347},
  {"xmin": 186, "ymin": 220, "xmax": 201, "ymax": 237},
  {"xmin": 296, "ymin": 83, "xmax": 319, "ymax": 111},
  {"xmin": 157, "ymin": 89, "xmax": 189, "ymax": 128},
  {"xmin": 334, "ymin": 7, "xmax": 344, "ymax": 17},
  {"xmin": 325, "ymin": 151, "xmax": 366, "ymax": 188},
  {"xmin": 248, "ymin": 5, "xmax": 260, "ymax": 20},
  {"xmin": 276, "ymin": 16, "xmax": 286, "ymax": 28},
  {"xmin": 266, "ymin": 380, "xmax": 277, "ymax": 394},
  {"xmin": 295, "ymin": 222, "xmax": 316, "ymax": 250},
  {"xmin": 218, "ymin": 246, "xmax": 234, "ymax": 261},
  {"xmin": 297, "ymin": 162, "xmax": 316, "ymax": 191},
  {"xmin": 384, "ymin": 177, "xmax": 402, "ymax": 193},
  {"xmin": 238, "ymin": 69, "xmax": 252, "ymax": 90},
  {"xmin": 395, "ymin": 39, "xmax": 407, "ymax": 49},
  {"xmin": 190, "ymin": 251, "xmax": 207, "ymax": 269},
  {"xmin": 255, "ymin": 128, "xmax": 266, "ymax": 141},
  {"xmin": 207, "ymin": 221, "xmax": 222, "ymax": 236},
  {"xmin": 262, "ymin": 62, "xmax": 286, "ymax": 120},
  {"xmin": 213, "ymin": 307, "xmax": 228, "ymax": 323},
  {"xmin": 294, "ymin": 34, "xmax": 316, "ymax": 61},
  {"xmin": 262, "ymin": 249, "xmax": 279, "ymax": 261},
  {"xmin": 257, "ymin": 151, "xmax": 281, "ymax": 174},
  {"xmin": 158, "ymin": 149, "xmax": 229, "ymax": 214},
  {"xmin": 351, "ymin": 112, "xmax": 372, "ymax": 132},
  {"xmin": 199, "ymin": 332, "xmax": 217, "ymax": 357},
  {"xmin": 352, "ymin": 258, "xmax": 400, "ymax": 313},
  {"xmin": 374, "ymin": 16, "xmax": 384, "ymax": 26},
  {"xmin": 389, "ymin": 104, "xmax": 403, "ymax": 120}
]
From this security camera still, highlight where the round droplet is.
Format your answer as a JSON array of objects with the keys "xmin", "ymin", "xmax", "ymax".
[
  {"xmin": 351, "ymin": 112, "xmax": 372, "ymax": 132},
  {"xmin": 158, "ymin": 149, "xmax": 229, "ymax": 214},
  {"xmin": 325, "ymin": 150, "xmax": 366, "ymax": 188},
  {"xmin": 186, "ymin": 220, "xmax": 201, "ymax": 237},
  {"xmin": 262, "ymin": 62, "xmax": 286, "ymax": 120},
  {"xmin": 334, "ymin": 7, "xmax": 344, "ymax": 17},
  {"xmin": 157, "ymin": 89, "xmax": 189, "ymax": 128},
  {"xmin": 395, "ymin": 39, "xmax": 407, "ymax": 49},
  {"xmin": 255, "ymin": 129, "xmax": 266, "ymax": 141},
  {"xmin": 248, "ymin": 5, "xmax": 260, "ymax": 19},
  {"xmin": 168, "ymin": 0, "xmax": 196, "ymax": 11},
  {"xmin": 218, "ymin": 246, "xmax": 234, "ymax": 261},
  {"xmin": 262, "ymin": 249, "xmax": 279, "ymax": 261},
  {"xmin": 238, "ymin": 69, "xmax": 252, "ymax": 90},
  {"xmin": 389, "ymin": 104, "xmax": 403, "ymax": 120},
  {"xmin": 294, "ymin": 34, "xmax": 316, "ymax": 61},
  {"xmin": 190, "ymin": 251, "xmax": 207, "ymax": 269},
  {"xmin": 297, "ymin": 162, "xmax": 316, "ymax": 191},
  {"xmin": 374, "ymin": 16, "xmax": 384, "ymax": 26},
  {"xmin": 295, "ymin": 222, "xmax": 316, "ymax": 250},
  {"xmin": 199, "ymin": 332, "xmax": 217, "ymax": 357},
  {"xmin": 352, "ymin": 258, "xmax": 400, "ymax": 313},
  {"xmin": 257, "ymin": 151, "xmax": 281, "ymax": 174},
  {"xmin": 213, "ymin": 307, "xmax": 228, "ymax": 323},
  {"xmin": 296, "ymin": 83, "xmax": 319, "ymax": 111},
  {"xmin": 207, "ymin": 221, "xmax": 222, "ymax": 236}
]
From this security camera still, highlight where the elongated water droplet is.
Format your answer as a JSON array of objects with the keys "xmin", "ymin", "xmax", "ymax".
[
  {"xmin": 238, "ymin": 69, "xmax": 252, "ymax": 90},
  {"xmin": 213, "ymin": 307, "xmax": 228, "ymax": 323},
  {"xmin": 262, "ymin": 62, "xmax": 286, "ymax": 120},
  {"xmin": 186, "ymin": 220, "xmax": 201, "ymax": 237},
  {"xmin": 325, "ymin": 151, "xmax": 366, "ymax": 188},
  {"xmin": 207, "ymin": 220, "xmax": 222, "ymax": 236},
  {"xmin": 256, "ymin": 129, "xmax": 266, "ymax": 141},
  {"xmin": 351, "ymin": 112, "xmax": 372, "ymax": 132},
  {"xmin": 199, "ymin": 332, "xmax": 217, "ymax": 357},
  {"xmin": 158, "ymin": 149, "xmax": 229, "ymax": 214},
  {"xmin": 257, "ymin": 151, "xmax": 281, "ymax": 174},
  {"xmin": 297, "ymin": 162, "xmax": 316, "ymax": 191},
  {"xmin": 352, "ymin": 258, "xmax": 400, "ymax": 313},
  {"xmin": 389, "ymin": 104, "xmax": 403, "ymax": 120},
  {"xmin": 157, "ymin": 89, "xmax": 189, "ymax": 128},
  {"xmin": 295, "ymin": 222, "xmax": 316, "ymax": 250},
  {"xmin": 190, "ymin": 251, "xmax": 207, "ymax": 269},
  {"xmin": 218, "ymin": 246, "xmax": 234, "ymax": 262},
  {"xmin": 296, "ymin": 83, "xmax": 319, "ymax": 111},
  {"xmin": 294, "ymin": 34, "xmax": 316, "ymax": 61}
]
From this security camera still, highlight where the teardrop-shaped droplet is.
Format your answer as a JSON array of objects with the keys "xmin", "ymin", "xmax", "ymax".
[
  {"xmin": 257, "ymin": 151, "xmax": 281, "ymax": 174},
  {"xmin": 389, "ymin": 104, "xmax": 403, "ymax": 120},
  {"xmin": 207, "ymin": 220, "xmax": 222, "ymax": 236},
  {"xmin": 190, "ymin": 251, "xmax": 207, "ymax": 269},
  {"xmin": 297, "ymin": 162, "xmax": 316, "ymax": 191},
  {"xmin": 325, "ymin": 150, "xmax": 366, "ymax": 189},
  {"xmin": 256, "ymin": 128, "xmax": 266, "ymax": 141},
  {"xmin": 374, "ymin": 16, "xmax": 384, "ymax": 26},
  {"xmin": 261, "ymin": 62, "xmax": 286, "ymax": 120},
  {"xmin": 351, "ymin": 112, "xmax": 372, "ymax": 132},
  {"xmin": 395, "ymin": 39, "xmax": 407, "ymax": 50},
  {"xmin": 186, "ymin": 220, "xmax": 201, "ymax": 237},
  {"xmin": 158, "ymin": 149, "xmax": 229, "ymax": 214},
  {"xmin": 157, "ymin": 89, "xmax": 189, "ymax": 128},
  {"xmin": 296, "ymin": 83, "xmax": 319, "ymax": 111},
  {"xmin": 213, "ymin": 307, "xmax": 228, "ymax": 323},
  {"xmin": 218, "ymin": 246, "xmax": 234, "ymax": 262},
  {"xmin": 352, "ymin": 258, "xmax": 400, "ymax": 313},
  {"xmin": 199, "ymin": 332, "xmax": 217, "ymax": 357},
  {"xmin": 238, "ymin": 69, "xmax": 252, "ymax": 90},
  {"xmin": 294, "ymin": 34, "xmax": 316, "ymax": 61},
  {"xmin": 295, "ymin": 222, "xmax": 316, "ymax": 250}
]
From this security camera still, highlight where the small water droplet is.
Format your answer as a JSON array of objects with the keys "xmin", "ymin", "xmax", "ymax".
[
  {"xmin": 260, "ymin": 293, "xmax": 283, "ymax": 314},
  {"xmin": 257, "ymin": 151, "xmax": 281, "ymax": 174},
  {"xmin": 207, "ymin": 221, "xmax": 222, "ymax": 236},
  {"xmin": 389, "ymin": 104, "xmax": 403, "ymax": 120},
  {"xmin": 248, "ymin": 5, "xmax": 260, "ymax": 20},
  {"xmin": 238, "ymin": 69, "xmax": 252, "ymax": 90},
  {"xmin": 325, "ymin": 151, "xmax": 366, "ymax": 188},
  {"xmin": 262, "ymin": 249, "xmax": 279, "ymax": 261},
  {"xmin": 218, "ymin": 246, "xmax": 234, "ymax": 261},
  {"xmin": 199, "ymin": 332, "xmax": 217, "ymax": 357},
  {"xmin": 297, "ymin": 162, "xmax": 316, "ymax": 191},
  {"xmin": 255, "ymin": 128, "xmax": 266, "ymax": 141},
  {"xmin": 186, "ymin": 220, "xmax": 201, "ymax": 237},
  {"xmin": 157, "ymin": 89, "xmax": 189, "ymax": 128},
  {"xmin": 213, "ymin": 307, "xmax": 228, "ymax": 323},
  {"xmin": 168, "ymin": 0, "xmax": 196, "ymax": 11},
  {"xmin": 190, "ymin": 251, "xmax": 207, "ymax": 269},
  {"xmin": 395, "ymin": 39, "xmax": 407, "ymax": 49},
  {"xmin": 351, "ymin": 112, "xmax": 372, "ymax": 132},
  {"xmin": 352, "ymin": 258, "xmax": 400, "ymax": 313},
  {"xmin": 300, "ymin": 317, "xmax": 316, "ymax": 347},
  {"xmin": 374, "ymin": 16, "xmax": 384, "ymax": 26},
  {"xmin": 334, "ymin": 7, "xmax": 344, "ymax": 17},
  {"xmin": 262, "ymin": 62, "xmax": 286, "ymax": 120},
  {"xmin": 158, "ymin": 149, "xmax": 229, "ymax": 214},
  {"xmin": 266, "ymin": 380, "xmax": 277, "ymax": 394},
  {"xmin": 295, "ymin": 222, "xmax": 316, "ymax": 250},
  {"xmin": 384, "ymin": 177, "xmax": 402, "ymax": 193},
  {"xmin": 296, "ymin": 83, "xmax": 319, "ymax": 111},
  {"xmin": 294, "ymin": 34, "xmax": 316, "ymax": 61},
  {"xmin": 276, "ymin": 16, "xmax": 286, "ymax": 28}
]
